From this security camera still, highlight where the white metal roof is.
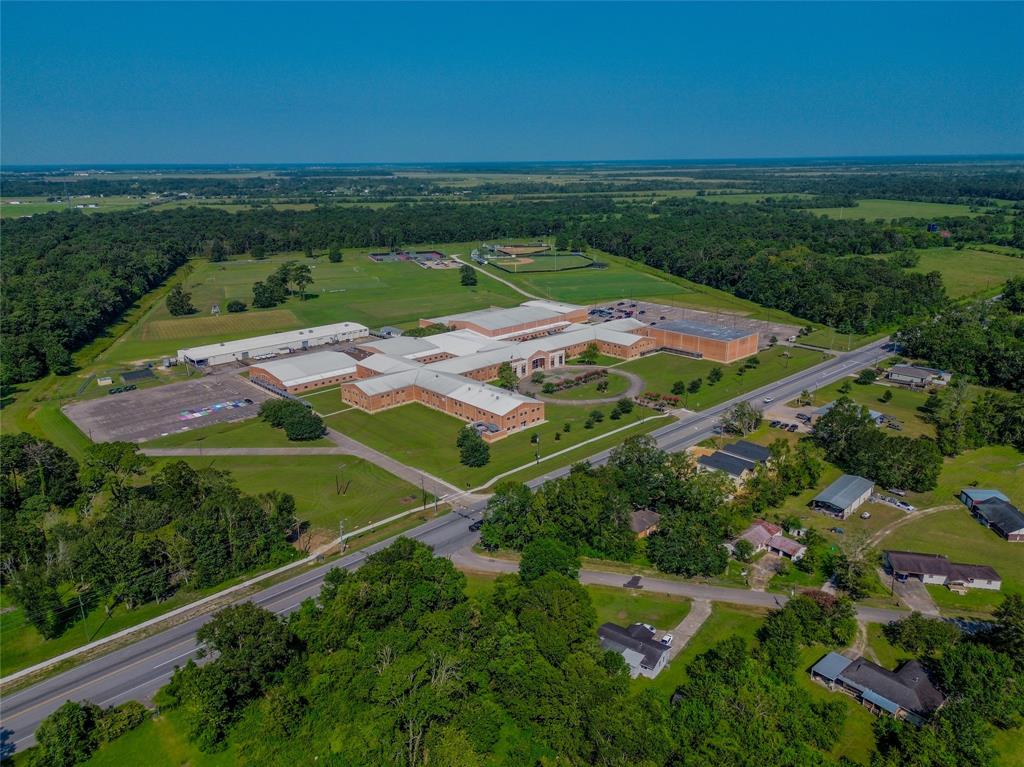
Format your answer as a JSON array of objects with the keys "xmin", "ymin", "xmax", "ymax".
[
  {"xmin": 250, "ymin": 351, "xmax": 358, "ymax": 387},
  {"xmin": 428, "ymin": 304, "xmax": 564, "ymax": 331},
  {"xmin": 350, "ymin": 369, "xmax": 536, "ymax": 416},
  {"xmin": 360, "ymin": 336, "xmax": 438, "ymax": 357},
  {"xmin": 179, "ymin": 322, "xmax": 367, "ymax": 361},
  {"xmin": 520, "ymin": 299, "xmax": 586, "ymax": 315},
  {"xmin": 357, "ymin": 354, "xmax": 423, "ymax": 375}
]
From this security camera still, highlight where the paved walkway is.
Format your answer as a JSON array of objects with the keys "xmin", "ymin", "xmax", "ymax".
[
  {"xmin": 518, "ymin": 365, "xmax": 646, "ymax": 405},
  {"xmin": 450, "ymin": 255, "xmax": 540, "ymax": 299}
]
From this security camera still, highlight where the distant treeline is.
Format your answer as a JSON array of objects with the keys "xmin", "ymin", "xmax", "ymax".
[{"xmin": 2, "ymin": 196, "xmax": 1019, "ymax": 383}]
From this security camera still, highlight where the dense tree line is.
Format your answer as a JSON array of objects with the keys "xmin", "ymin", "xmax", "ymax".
[
  {"xmin": 483, "ymin": 435, "xmax": 830, "ymax": 579},
  {"xmin": 812, "ymin": 396, "xmax": 943, "ymax": 491},
  {"xmin": 896, "ymin": 288, "xmax": 1024, "ymax": 393},
  {"xmin": 141, "ymin": 538, "xmax": 857, "ymax": 765},
  {"xmin": 0, "ymin": 434, "xmax": 297, "ymax": 640},
  {"xmin": 5, "ymin": 193, "xmax": 1019, "ymax": 383}
]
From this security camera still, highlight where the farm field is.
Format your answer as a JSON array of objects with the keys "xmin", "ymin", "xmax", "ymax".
[
  {"xmin": 149, "ymin": 455, "xmax": 428, "ymax": 535},
  {"xmin": 144, "ymin": 417, "xmax": 333, "ymax": 448},
  {"xmin": 325, "ymin": 401, "xmax": 658, "ymax": 488},
  {"xmin": 808, "ymin": 198, "xmax": 985, "ymax": 220},
  {"xmin": 908, "ymin": 246, "xmax": 1024, "ymax": 298},
  {"xmin": 617, "ymin": 346, "xmax": 827, "ymax": 410},
  {"xmin": 0, "ymin": 194, "xmax": 157, "ymax": 218}
]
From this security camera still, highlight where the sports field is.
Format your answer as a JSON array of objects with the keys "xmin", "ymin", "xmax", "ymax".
[
  {"xmin": 807, "ymin": 198, "xmax": 984, "ymax": 220},
  {"xmin": 616, "ymin": 346, "xmax": 826, "ymax": 410},
  {"xmin": 489, "ymin": 253, "xmax": 594, "ymax": 272},
  {"xmin": 908, "ymin": 247, "xmax": 1024, "ymax": 299},
  {"xmin": 325, "ymin": 401, "xmax": 658, "ymax": 488}
]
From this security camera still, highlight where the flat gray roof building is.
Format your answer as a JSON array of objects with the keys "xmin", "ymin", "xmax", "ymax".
[{"xmin": 648, "ymin": 318, "xmax": 754, "ymax": 341}]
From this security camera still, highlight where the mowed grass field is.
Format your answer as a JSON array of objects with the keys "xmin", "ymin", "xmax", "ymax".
[
  {"xmin": 489, "ymin": 253, "xmax": 594, "ymax": 272},
  {"xmin": 149, "ymin": 455, "xmax": 427, "ymax": 534},
  {"xmin": 792, "ymin": 379, "xmax": 935, "ymax": 438},
  {"xmin": 325, "ymin": 401, "xmax": 659, "ymax": 488},
  {"xmin": 808, "ymin": 198, "xmax": 986, "ymax": 220},
  {"xmin": 617, "ymin": 346, "xmax": 827, "ymax": 410},
  {"xmin": 908, "ymin": 247, "xmax": 1024, "ymax": 299},
  {"xmin": 110, "ymin": 250, "xmax": 524, "ymax": 365}
]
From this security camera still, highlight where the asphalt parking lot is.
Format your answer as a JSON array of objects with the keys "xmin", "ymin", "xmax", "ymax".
[
  {"xmin": 64, "ymin": 373, "xmax": 273, "ymax": 443},
  {"xmin": 589, "ymin": 299, "xmax": 801, "ymax": 346}
]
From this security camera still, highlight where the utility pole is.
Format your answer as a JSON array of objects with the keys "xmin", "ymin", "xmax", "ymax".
[{"xmin": 339, "ymin": 519, "xmax": 347, "ymax": 553}]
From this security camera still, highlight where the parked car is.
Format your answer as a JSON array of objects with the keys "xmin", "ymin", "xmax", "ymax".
[
  {"xmin": 769, "ymin": 420, "xmax": 781, "ymax": 428},
  {"xmin": 124, "ymin": 384, "xmax": 137, "ymax": 391},
  {"xmin": 108, "ymin": 387, "xmax": 121, "ymax": 395},
  {"xmin": 796, "ymin": 413, "xmax": 811, "ymax": 422},
  {"xmin": 641, "ymin": 623, "xmax": 656, "ymax": 634},
  {"xmin": 638, "ymin": 310, "xmax": 646, "ymax": 314},
  {"xmin": 660, "ymin": 634, "xmax": 674, "ymax": 647},
  {"xmin": 468, "ymin": 519, "xmax": 483, "ymax": 532},
  {"xmin": 888, "ymin": 488, "xmax": 907, "ymax": 497},
  {"xmin": 860, "ymin": 511, "xmax": 871, "ymax": 520},
  {"xmin": 787, "ymin": 423, "xmax": 799, "ymax": 432},
  {"xmin": 830, "ymin": 527, "xmax": 845, "ymax": 535}
]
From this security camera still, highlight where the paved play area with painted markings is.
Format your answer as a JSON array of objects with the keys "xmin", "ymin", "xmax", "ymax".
[{"xmin": 64, "ymin": 373, "xmax": 273, "ymax": 443}]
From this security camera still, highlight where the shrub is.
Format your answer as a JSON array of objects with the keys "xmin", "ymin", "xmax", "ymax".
[
  {"xmin": 259, "ymin": 399, "xmax": 325, "ymax": 441},
  {"xmin": 856, "ymin": 369, "xmax": 878, "ymax": 385},
  {"xmin": 457, "ymin": 426, "xmax": 490, "ymax": 467},
  {"xmin": 226, "ymin": 300, "xmax": 247, "ymax": 313}
]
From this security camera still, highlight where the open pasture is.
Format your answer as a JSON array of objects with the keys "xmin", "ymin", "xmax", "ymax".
[
  {"xmin": 908, "ymin": 247, "xmax": 1024, "ymax": 298},
  {"xmin": 807, "ymin": 198, "xmax": 984, "ymax": 220}
]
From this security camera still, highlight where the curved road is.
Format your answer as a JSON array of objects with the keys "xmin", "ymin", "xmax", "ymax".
[{"xmin": 0, "ymin": 337, "xmax": 890, "ymax": 751}]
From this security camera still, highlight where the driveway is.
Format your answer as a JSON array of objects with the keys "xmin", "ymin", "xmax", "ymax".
[{"xmin": 878, "ymin": 567, "xmax": 940, "ymax": 616}]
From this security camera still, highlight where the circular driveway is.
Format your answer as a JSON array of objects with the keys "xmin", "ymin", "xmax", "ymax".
[{"xmin": 518, "ymin": 365, "xmax": 645, "ymax": 405}]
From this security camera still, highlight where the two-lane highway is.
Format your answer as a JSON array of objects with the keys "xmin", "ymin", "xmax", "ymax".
[{"xmin": 0, "ymin": 339, "xmax": 888, "ymax": 750}]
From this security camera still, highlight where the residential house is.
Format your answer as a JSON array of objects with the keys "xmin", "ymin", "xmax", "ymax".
[
  {"xmin": 629, "ymin": 509, "xmax": 662, "ymax": 539},
  {"xmin": 598, "ymin": 623, "xmax": 669, "ymax": 679},
  {"xmin": 960, "ymin": 489, "xmax": 1024, "ymax": 542},
  {"xmin": 697, "ymin": 451, "xmax": 756, "ymax": 485},
  {"xmin": 731, "ymin": 519, "xmax": 806, "ymax": 561},
  {"xmin": 720, "ymin": 440, "xmax": 772, "ymax": 465},
  {"xmin": 885, "ymin": 551, "xmax": 1002, "ymax": 592},
  {"xmin": 810, "ymin": 652, "xmax": 945, "ymax": 725}
]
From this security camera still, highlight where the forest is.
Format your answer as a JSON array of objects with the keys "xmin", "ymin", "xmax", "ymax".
[
  {"xmin": 6, "ymin": 193, "xmax": 1013, "ymax": 383},
  {"xmin": 27, "ymin": 538, "xmax": 1024, "ymax": 767},
  {"xmin": 0, "ymin": 434, "xmax": 298, "ymax": 641}
]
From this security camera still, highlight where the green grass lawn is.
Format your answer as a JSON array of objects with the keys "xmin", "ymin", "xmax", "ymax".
[
  {"xmin": 489, "ymin": 253, "xmax": 594, "ymax": 272},
  {"xmin": 325, "ymin": 401, "xmax": 658, "ymax": 488},
  {"xmin": 791, "ymin": 378, "xmax": 935, "ymax": 438},
  {"xmin": 546, "ymin": 372, "xmax": 631, "ymax": 401},
  {"xmin": 908, "ymin": 247, "xmax": 1024, "ymax": 299},
  {"xmin": 796, "ymin": 646, "xmax": 878, "ymax": 765},
  {"xmin": 144, "ymin": 417, "xmax": 333, "ymax": 448},
  {"xmin": 864, "ymin": 623, "xmax": 911, "ymax": 669},
  {"xmin": 617, "ymin": 346, "xmax": 827, "ymax": 410},
  {"xmin": 808, "ymin": 198, "xmax": 985, "ymax": 220},
  {"xmin": 80, "ymin": 708, "xmax": 238, "ymax": 767},
  {"xmin": 149, "ymin": 454, "xmax": 427, "ymax": 534},
  {"xmin": 108, "ymin": 248, "xmax": 524, "ymax": 366},
  {"xmin": 798, "ymin": 326, "xmax": 890, "ymax": 351},
  {"xmin": 297, "ymin": 386, "xmax": 349, "ymax": 415},
  {"xmin": 632, "ymin": 604, "xmax": 766, "ymax": 699},
  {"xmin": 587, "ymin": 584, "xmax": 690, "ymax": 629}
]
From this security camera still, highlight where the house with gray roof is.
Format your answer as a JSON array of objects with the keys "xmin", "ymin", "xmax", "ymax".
[
  {"xmin": 810, "ymin": 474, "xmax": 874, "ymax": 519},
  {"xmin": 598, "ymin": 623, "xmax": 669, "ymax": 678},
  {"xmin": 720, "ymin": 439, "xmax": 772, "ymax": 465},
  {"xmin": 960, "ymin": 489, "xmax": 1024, "ymax": 542},
  {"xmin": 810, "ymin": 652, "xmax": 945, "ymax": 725},
  {"xmin": 697, "ymin": 451, "xmax": 757, "ymax": 485},
  {"xmin": 885, "ymin": 551, "xmax": 1002, "ymax": 591}
]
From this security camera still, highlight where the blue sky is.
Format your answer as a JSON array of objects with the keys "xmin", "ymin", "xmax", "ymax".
[{"xmin": 2, "ymin": 2, "xmax": 1022, "ymax": 164}]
